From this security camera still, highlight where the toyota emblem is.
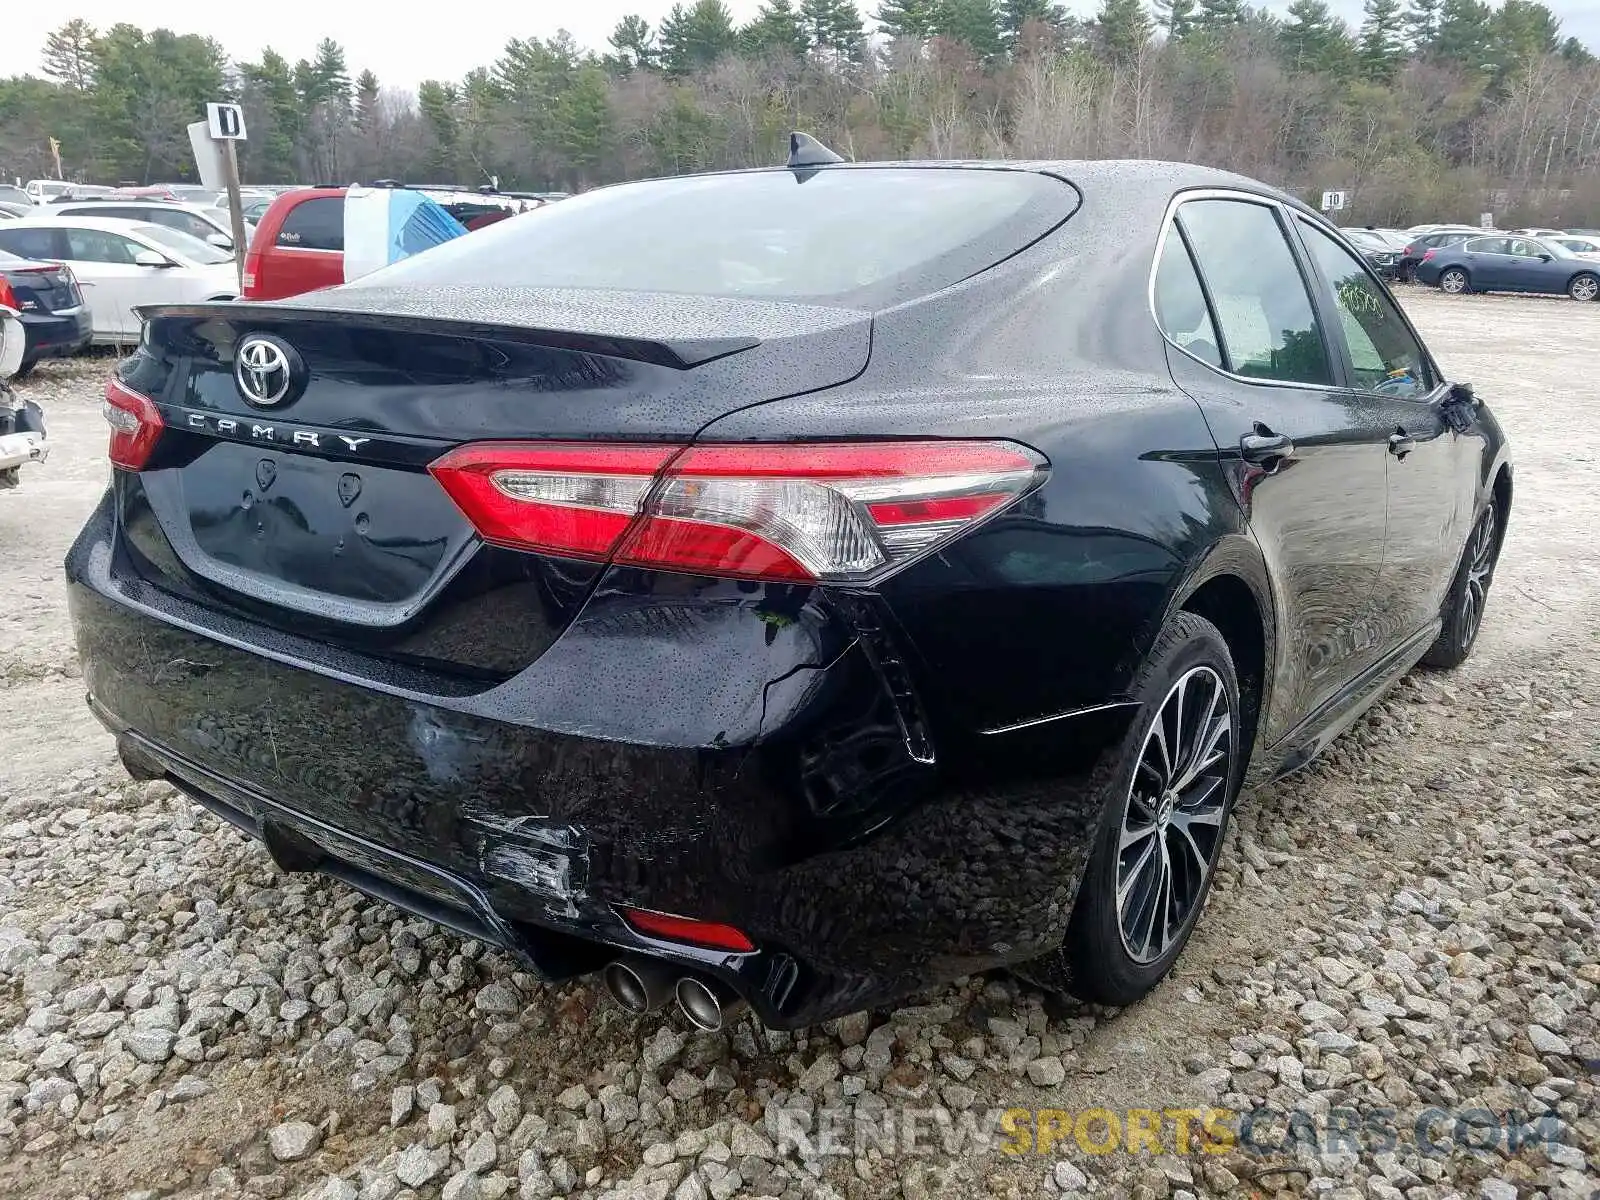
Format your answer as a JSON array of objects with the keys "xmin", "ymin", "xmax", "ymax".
[{"xmin": 234, "ymin": 334, "xmax": 300, "ymax": 407}]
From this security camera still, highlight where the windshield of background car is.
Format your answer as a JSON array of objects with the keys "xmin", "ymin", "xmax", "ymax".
[
  {"xmin": 366, "ymin": 168, "xmax": 1077, "ymax": 308},
  {"xmin": 136, "ymin": 224, "xmax": 233, "ymax": 265}
]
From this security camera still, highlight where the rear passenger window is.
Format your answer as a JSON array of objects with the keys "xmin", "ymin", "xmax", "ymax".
[
  {"xmin": 1299, "ymin": 222, "xmax": 1432, "ymax": 399},
  {"xmin": 0, "ymin": 227, "xmax": 66, "ymax": 261},
  {"xmin": 277, "ymin": 197, "xmax": 344, "ymax": 251},
  {"xmin": 1153, "ymin": 231, "xmax": 1222, "ymax": 368},
  {"xmin": 1177, "ymin": 199, "xmax": 1331, "ymax": 387}
]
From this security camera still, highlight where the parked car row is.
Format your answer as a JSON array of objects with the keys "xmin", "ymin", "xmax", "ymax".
[
  {"xmin": 0, "ymin": 217, "xmax": 239, "ymax": 363},
  {"xmin": 1338, "ymin": 221, "xmax": 1600, "ymax": 299},
  {"xmin": 0, "ymin": 182, "xmax": 558, "ymax": 369},
  {"xmin": 1415, "ymin": 233, "xmax": 1600, "ymax": 300}
]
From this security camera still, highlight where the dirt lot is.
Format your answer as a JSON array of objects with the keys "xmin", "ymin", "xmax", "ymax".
[{"xmin": 0, "ymin": 291, "xmax": 1595, "ymax": 1200}]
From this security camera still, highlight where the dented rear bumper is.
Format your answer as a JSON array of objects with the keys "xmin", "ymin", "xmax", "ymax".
[{"xmin": 67, "ymin": 493, "xmax": 1108, "ymax": 1027}]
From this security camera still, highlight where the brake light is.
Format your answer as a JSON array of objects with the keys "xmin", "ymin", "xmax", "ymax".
[
  {"xmin": 619, "ymin": 907, "xmax": 755, "ymax": 953},
  {"xmin": 0, "ymin": 277, "xmax": 15, "ymax": 311},
  {"xmin": 428, "ymin": 440, "xmax": 1046, "ymax": 583},
  {"xmin": 103, "ymin": 377, "xmax": 165, "ymax": 470},
  {"xmin": 242, "ymin": 243, "xmax": 263, "ymax": 298}
]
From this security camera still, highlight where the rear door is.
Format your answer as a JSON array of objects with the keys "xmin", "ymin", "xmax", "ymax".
[
  {"xmin": 1292, "ymin": 217, "xmax": 1474, "ymax": 646},
  {"xmin": 1459, "ymin": 237, "xmax": 1510, "ymax": 288},
  {"xmin": 60, "ymin": 226, "xmax": 156, "ymax": 339},
  {"xmin": 1156, "ymin": 195, "xmax": 1392, "ymax": 745}
]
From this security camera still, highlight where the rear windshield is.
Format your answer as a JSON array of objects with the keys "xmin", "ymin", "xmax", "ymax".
[
  {"xmin": 367, "ymin": 168, "xmax": 1075, "ymax": 308},
  {"xmin": 137, "ymin": 224, "xmax": 234, "ymax": 264},
  {"xmin": 278, "ymin": 196, "xmax": 345, "ymax": 251}
]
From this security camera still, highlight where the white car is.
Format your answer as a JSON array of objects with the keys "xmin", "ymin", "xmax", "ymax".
[
  {"xmin": 0, "ymin": 216, "xmax": 237, "ymax": 342},
  {"xmin": 1551, "ymin": 234, "xmax": 1600, "ymax": 260},
  {"xmin": 23, "ymin": 180, "xmax": 68, "ymax": 204},
  {"xmin": 42, "ymin": 199, "xmax": 254, "ymax": 249}
]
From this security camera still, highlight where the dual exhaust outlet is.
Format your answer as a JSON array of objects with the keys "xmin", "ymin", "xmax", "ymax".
[{"xmin": 602, "ymin": 956, "xmax": 746, "ymax": 1032}]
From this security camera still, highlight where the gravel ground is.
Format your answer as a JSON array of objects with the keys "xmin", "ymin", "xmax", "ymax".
[{"xmin": 0, "ymin": 291, "xmax": 1596, "ymax": 1200}]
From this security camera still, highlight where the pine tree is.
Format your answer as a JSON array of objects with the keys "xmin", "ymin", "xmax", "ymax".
[
  {"xmin": 1155, "ymin": 0, "xmax": 1199, "ymax": 39},
  {"xmin": 1000, "ymin": 0, "xmax": 1068, "ymax": 48},
  {"xmin": 311, "ymin": 39, "xmax": 351, "ymax": 112},
  {"xmin": 41, "ymin": 19, "xmax": 98, "ymax": 91},
  {"xmin": 353, "ymin": 69, "xmax": 380, "ymax": 132},
  {"xmin": 1097, "ymin": 0, "xmax": 1153, "ymax": 62},
  {"xmin": 1401, "ymin": 0, "xmax": 1441, "ymax": 50},
  {"xmin": 1280, "ymin": 0, "xmax": 1354, "ymax": 72},
  {"xmin": 239, "ymin": 49, "xmax": 304, "ymax": 183},
  {"xmin": 1433, "ymin": 0, "xmax": 1492, "ymax": 70},
  {"xmin": 659, "ymin": 0, "xmax": 739, "ymax": 74},
  {"xmin": 875, "ymin": 0, "xmax": 936, "ymax": 38},
  {"xmin": 416, "ymin": 80, "xmax": 459, "ymax": 179},
  {"xmin": 741, "ymin": 0, "xmax": 810, "ymax": 56},
  {"xmin": 802, "ymin": 0, "xmax": 868, "ymax": 59},
  {"xmin": 1491, "ymin": 0, "xmax": 1560, "ymax": 76},
  {"xmin": 931, "ymin": 0, "xmax": 1006, "ymax": 56},
  {"xmin": 1357, "ymin": 0, "xmax": 1406, "ymax": 78},
  {"xmin": 609, "ymin": 15, "xmax": 659, "ymax": 69},
  {"xmin": 1193, "ymin": 0, "xmax": 1246, "ymax": 34}
]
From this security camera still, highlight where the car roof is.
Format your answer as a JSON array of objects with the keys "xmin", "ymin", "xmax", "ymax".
[
  {"xmin": 5, "ymin": 214, "xmax": 166, "ymax": 237},
  {"xmin": 46, "ymin": 198, "xmax": 220, "ymax": 215}
]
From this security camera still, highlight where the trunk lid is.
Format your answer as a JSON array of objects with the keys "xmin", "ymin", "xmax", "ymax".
[
  {"xmin": 116, "ymin": 289, "xmax": 871, "ymax": 680},
  {"xmin": 4, "ymin": 262, "xmax": 80, "ymax": 314}
]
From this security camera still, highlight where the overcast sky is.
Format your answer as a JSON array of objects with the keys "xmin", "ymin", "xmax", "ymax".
[{"xmin": 2, "ymin": 0, "xmax": 1598, "ymax": 93}]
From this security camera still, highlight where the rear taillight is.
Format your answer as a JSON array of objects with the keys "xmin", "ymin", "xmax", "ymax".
[
  {"xmin": 428, "ymin": 440, "xmax": 1046, "ymax": 583},
  {"xmin": 1403, "ymin": 244, "xmax": 1415, "ymax": 255},
  {"xmin": 242, "ymin": 244, "xmax": 263, "ymax": 297},
  {"xmin": 103, "ymin": 377, "xmax": 165, "ymax": 470},
  {"xmin": 0, "ymin": 277, "xmax": 16, "ymax": 311},
  {"xmin": 1421, "ymin": 248, "xmax": 1437, "ymax": 261}
]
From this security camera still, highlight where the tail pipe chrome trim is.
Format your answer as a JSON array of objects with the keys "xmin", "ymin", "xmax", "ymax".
[
  {"xmin": 602, "ymin": 956, "xmax": 676, "ymax": 1015},
  {"xmin": 674, "ymin": 974, "xmax": 747, "ymax": 1032}
]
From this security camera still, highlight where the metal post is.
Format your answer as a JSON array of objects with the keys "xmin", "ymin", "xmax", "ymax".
[{"xmin": 221, "ymin": 139, "xmax": 249, "ymax": 291}]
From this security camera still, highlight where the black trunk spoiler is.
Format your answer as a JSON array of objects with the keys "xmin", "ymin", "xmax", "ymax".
[{"xmin": 136, "ymin": 285, "xmax": 868, "ymax": 371}]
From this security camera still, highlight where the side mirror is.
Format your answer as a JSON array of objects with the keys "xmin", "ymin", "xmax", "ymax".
[
  {"xmin": 1537, "ymin": 253, "xmax": 1552, "ymax": 262},
  {"xmin": 133, "ymin": 250, "xmax": 172, "ymax": 268},
  {"xmin": 205, "ymin": 232, "xmax": 233, "ymax": 250}
]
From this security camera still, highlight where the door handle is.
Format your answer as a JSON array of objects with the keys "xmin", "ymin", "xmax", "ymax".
[
  {"xmin": 1240, "ymin": 428, "xmax": 1295, "ymax": 464},
  {"xmin": 1389, "ymin": 429, "xmax": 1415, "ymax": 458}
]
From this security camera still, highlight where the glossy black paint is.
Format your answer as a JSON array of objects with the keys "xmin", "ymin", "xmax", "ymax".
[{"xmin": 67, "ymin": 160, "xmax": 1511, "ymax": 1026}]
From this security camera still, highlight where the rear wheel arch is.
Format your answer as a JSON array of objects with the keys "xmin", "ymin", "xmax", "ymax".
[{"xmin": 1178, "ymin": 572, "xmax": 1268, "ymax": 775}]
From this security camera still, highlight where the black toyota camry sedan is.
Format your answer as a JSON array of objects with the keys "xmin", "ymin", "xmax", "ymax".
[{"xmin": 67, "ymin": 144, "xmax": 1511, "ymax": 1030}]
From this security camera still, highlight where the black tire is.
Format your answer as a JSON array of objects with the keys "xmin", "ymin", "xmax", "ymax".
[
  {"xmin": 1567, "ymin": 272, "xmax": 1599, "ymax": 302},
  {"xmin": 1024, "ymin": 612, "xmax": 1244, "ymax": 1006},
  {"xmin": 1438, "ymin": 267, "xmax": 1470, "ymax": 295},
  {"xmin": 10, "ymin": 357, "xmax": 37, "ymax": 381},
  {"xmin": 1422, "ymin": 503, "xmax": 1502, "ymax": 669}
]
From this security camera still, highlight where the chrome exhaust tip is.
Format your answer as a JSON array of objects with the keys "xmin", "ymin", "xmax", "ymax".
[
  {"xmin": 602, "ymin": 957, "xmax": 674, "ymax": 1015},
  {"xmin": 674, "ymin": 975, "xmax": 746, "ymax": 1032}
]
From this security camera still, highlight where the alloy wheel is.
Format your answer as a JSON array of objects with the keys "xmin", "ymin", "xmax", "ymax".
[
  {"xmin": 1115, "ymin": 665, "xmax": 1234, "ymax": 965},
  {"xmin": 1441, "ymin": 270, "xmax": 1467, "ymax": 294},
  {"xmin": 1459, "ymin": 506, "xmax": 1497, "ymax": 651},
  {"xmin": 1572, "ymin": 275, "xmax": 1599, "ymax": 302}
]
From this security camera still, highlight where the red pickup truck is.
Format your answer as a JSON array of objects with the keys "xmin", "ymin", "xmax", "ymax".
[{"xmin": 242, "ymin": 187, "xmax": 535, "ymax": 301}]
